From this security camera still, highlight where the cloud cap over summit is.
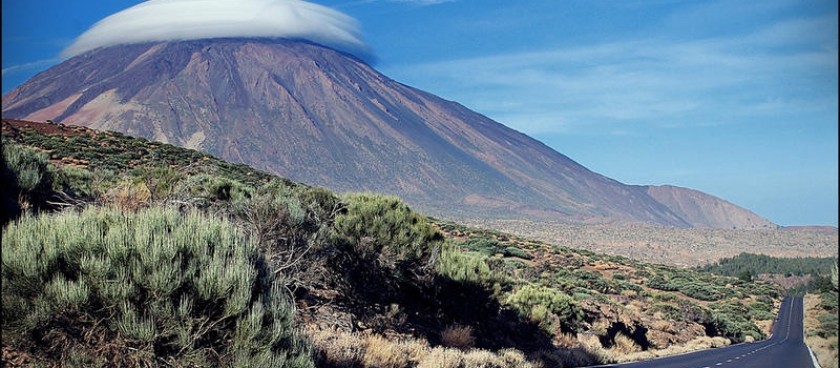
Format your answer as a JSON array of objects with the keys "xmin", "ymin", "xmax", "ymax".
[{"xmin": 61, "ymin": 0, "xmax": 374, "ymax": 62}]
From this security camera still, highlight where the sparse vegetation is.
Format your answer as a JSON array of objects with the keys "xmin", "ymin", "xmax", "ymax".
[
  {"xmin": 3, "ymin": 120, "xmax": 815, "ymax": 367},
  {"xmin": 805, "ymin": 291, "xmax": 839, "ymax": 368}
]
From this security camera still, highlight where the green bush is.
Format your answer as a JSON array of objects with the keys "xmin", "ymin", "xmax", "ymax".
[
  {"xmin": 746, "ymin": 300, "xmax": 775, "ymax": 321},
  {"xmin": 54, "ymin": 166, "xmax": 95, "ymax": 198},
  {"xmin": 507, "ymin": 285, "xmax": 583, "ymax": 332},
  {"xmin": 816, "ymin": 313, "xmax": 839, "ymax": 338},
  {"xmin": 462, "ymin": 238, "xmax": 503, "ymax": 256},
  {"xmin": 503, "ymin": 246, "xmax": 533, "ymax": 260},
  {"xmin": 173, "ymin": 173, "xmax": 252, "ymax": 205},
  {"xmin": 708, "ymin": 301, "xmax": 765, "ymax": 342},
  {"xmin": 1, "ymin": 207, "xmax": 312, "ymax": 367},
  {"xmin": 649, "ymin": 303, "xmax": 681, "ymax": 320},
  {"xmin": 331, "ymin": 193, "xmax": 443, "ymax": 264},
  {"xmin": 437, "ymin": 242, "xmax": 496, "ymax": 284},
  {"xmin": 2, "ymin": 143, "xmax": 56, "ymax": 215},
  {"xmin": 1, "ymin": 145, "xmax": 22, "ymax": 224}
]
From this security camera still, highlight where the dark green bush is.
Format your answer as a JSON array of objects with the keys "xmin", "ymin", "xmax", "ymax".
[
  {"xmin": 462, "ymin": 238, "xmax": 503, "ymax": 256},
  {"xmin": 1, "ymin": 207, "xmax": 312, "ymax": 367},
  {"xmin": 173, "ymin": 173, "xmax": 252, "ymax": 205},
  {"xmin": 745, "ymin": 300, "xmax": 775, "ymax": 321},
  {"xmin": 708, "ymin": 301, "xmax": 765, "ymax": 342},
  {"xmin": 2, "ymin": 143, "xmax": 56, "ymax": 217},
  {"xmin": 503, "ymin": 246, "xmax": 533, "ymax": 260},
  {"xmin": 646, "ymin": 275, "xmax": 676, "ymax": 291},
  {"xmin": 331, "ymin": 193, "xmax": 443, "ymax": 264},
  {"xmin": 1, "ymin": 145, "xmax": 23, "ymax": 224}
]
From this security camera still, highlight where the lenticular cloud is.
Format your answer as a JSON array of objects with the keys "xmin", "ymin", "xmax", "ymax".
[{"xmin": 61, "ymin": 0, "xmax": 374, "ymax": 62}]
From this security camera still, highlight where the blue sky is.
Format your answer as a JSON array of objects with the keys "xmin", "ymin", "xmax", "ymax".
[{"xmin": 2, "ymin": 0, "xmax": 838, "ymax": 226}]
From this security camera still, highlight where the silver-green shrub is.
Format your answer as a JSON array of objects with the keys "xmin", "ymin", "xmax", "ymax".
[{"xmin": 1, "ymin": 206, "xmax": 312, "ymax": 367}]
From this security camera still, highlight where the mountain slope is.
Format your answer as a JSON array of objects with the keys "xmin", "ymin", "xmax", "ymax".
[
  {"xmin": 644, "ymin": 185, "xmax": 776, "ymax": 229},
  {"xmin": 0, "ymin": 38, "xmax": 762, "ymax": 228}
]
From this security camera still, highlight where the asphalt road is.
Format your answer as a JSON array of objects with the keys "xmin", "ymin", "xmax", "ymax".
[{"xmin": 588, "ymin": 297, "xmax": 817, "ymax": 368}]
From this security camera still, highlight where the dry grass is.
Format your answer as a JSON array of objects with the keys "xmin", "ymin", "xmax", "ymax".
[
  {"xmin": 804, "ymin": 294, "xmax": 839, "ymax": 368},
  {"xmin": 440, "ymin": 324, "xmax": 475, "ymax": 350},
  {"xmin": 306, "ymin": 327, "xmax": 365, "ymax": 367},
  {"xmin": 613, "ymin": 333, "xmax": 642, "ymax": 354},
  {"xmin": 362, "ymin": 334, "xmax": 426, "ymax": 368},
  {"xmin": 650, "ymin": 319, "xmax": 674, "ymax": 332},
  {"xmin": 577, "ymin": 333, "xmax": 603, "ymax": 351},
  {"xmin": 304, "ymin": 327, "xmax": 543, "ymax": 368},
  {"xmin": 417, "ymin": 347, "xmax": 464, "ymax": 368},
  {"xmin": 101, "ymin": 182, "xmax": 151, "ymax": 210},
  {"xmin": 593, "ymin": 335, "xmax": 730, "ymax": 364}
]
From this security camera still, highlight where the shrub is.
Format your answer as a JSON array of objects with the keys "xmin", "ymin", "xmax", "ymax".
[
  {"xmin": 331, "ymin": 193, "xmax": 443, "ymax": 264},
  {"xmin": 506, "ymin": 285, "xmax": 583, "ymax": 332},
  {"xmin": 1, "ymin": 207, "xmax": 312, "ymax": 367},
  {"xmin": 462, "ymin": 238, "xmax": 503, "ymax": 256},
  {"xmin": 503, "ymin": 246, "xmax": 533, "ymax": 260},
  {"xmin": 2, "ymin": 143, "xmax": 56, "ymax": 216},
  {"xmin": 440, "ymin": 324, "xmax": 476, "ymax": 350},
  {"xmin": 173, "ymin": 173, "xmax": 252, "ymax": 206},
  {"xmin": 437, "ymin": 242, "xmax": 496, "ymax": 284},
  {"xmin": 54, "ymin": 166, "xmax": 95, "ymax": 198},
  {"xmin": 816, "ymin": 313, "xmax": 839, "ymax": 338},
  {"xmin": 229, "ymin": 182, "xmax": 345, "ymax": 292},
  {"xmin": 131, "ymin": 165, "xmax": 183, "ymax": 202},
  {"xmin": 708, "ymin": 302, "xmax": 765, "ymax": 343},
  {"xmin": 746, "ymin": 300, "xmax": 776, "ymax": 321},
  {"xmin": 1, "ymin": 145, "xmax": 23, "ymax": 224}
]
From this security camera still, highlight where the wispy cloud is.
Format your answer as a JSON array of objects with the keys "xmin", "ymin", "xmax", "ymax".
[
  {"xmin": 386, "ymin": 14, "xmax": 837, "ymax": 136},
  {"xmin": 1, "ymin": 58, "xmax": 61, "ymax": 77}
]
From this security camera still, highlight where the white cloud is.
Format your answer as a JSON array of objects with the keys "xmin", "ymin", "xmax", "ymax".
[{"xmin": 61, "ymin": 0, "xmax": 374, "ymax": 62}]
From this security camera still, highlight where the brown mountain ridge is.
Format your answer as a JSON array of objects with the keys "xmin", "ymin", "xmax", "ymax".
[{"xmin": 1, "ymin": 38, "xmax": 773, "ymax": 229}]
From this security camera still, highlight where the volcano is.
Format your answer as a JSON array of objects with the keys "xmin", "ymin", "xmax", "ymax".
[{"xmin": 1, "ymin": 38, "xmax": 774, "ymax": 228}]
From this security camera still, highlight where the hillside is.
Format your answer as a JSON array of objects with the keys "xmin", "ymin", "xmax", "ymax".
[
  {"xmin": 1, "ymin": 38, "xmax": 769, "ymax": 230},
  {"xmin": 644, "ymin": 185, "xmax": 776, "ymax": 230},
  {"xmin": 2, "ymin": 119, "xmax": 788, "ymax": 367}
]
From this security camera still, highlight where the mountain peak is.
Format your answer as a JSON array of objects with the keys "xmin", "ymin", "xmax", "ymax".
[{"xmin": 1, "ymin": 39, "xmax": 769, "ymax": 228}]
